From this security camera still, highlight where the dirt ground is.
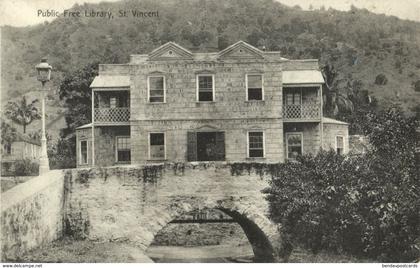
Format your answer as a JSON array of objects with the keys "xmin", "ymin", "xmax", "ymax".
[
  {"xmin": 11, "ymin": 237, "xmax": 371, "ymax": 263},
  {"xmin": 13, "ymin": 238, "xmax": 152, "ymax": 263}
]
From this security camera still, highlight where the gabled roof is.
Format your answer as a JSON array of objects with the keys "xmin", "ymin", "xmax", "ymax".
[
  {"xmin": 90, "ymin": 76, "xmax": 130, "ymax": 88},
  {"xmin": 76, "ymin": 123, "xmax": 92, "ymax": 130},
  {"xmin": 149, "ymin": 42, "xmax": 193, "ymax": 60},
  {"xmin": 283, "ymin": 70, "xmax": 325, "ymax": 84},
  {"xmin": 323, "ymin": 117, "xmax": 349, "ymax": 125},
  {"xmin": 218, "ymin": 41, "xmax": 264, "ymax": 59}
]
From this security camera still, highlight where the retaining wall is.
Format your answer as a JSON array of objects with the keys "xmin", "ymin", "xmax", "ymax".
[{"xmin": 1, "ymin": 170, "xmax": 65, "ymax": 261}]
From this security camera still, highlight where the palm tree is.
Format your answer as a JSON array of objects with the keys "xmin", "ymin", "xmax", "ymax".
[
  {"xmin": 4, "ymin": 96, "xmax": 41, "ymax": 133},
  {"xmin": 321, "ymin": 63, "xmax": 354, "ymax": 116}
]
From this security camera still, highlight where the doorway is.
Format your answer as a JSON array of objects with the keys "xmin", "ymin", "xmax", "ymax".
[{"xmin": 196, "ymin": 132, "xmax": 225, "ymax": 161}]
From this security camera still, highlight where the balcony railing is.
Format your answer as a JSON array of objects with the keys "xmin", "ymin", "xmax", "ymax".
[
  {"xmin": 94, "ymin": 107, "xmax": 130, "ymax": 123},
  {"xmin": 283, "ymin": 104, "xmax": 321, "ymax": 120}
]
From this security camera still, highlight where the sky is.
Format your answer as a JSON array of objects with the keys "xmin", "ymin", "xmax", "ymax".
[{"xmin": 1, "ymin": 0, "xmax": 420, "ymax": 27}]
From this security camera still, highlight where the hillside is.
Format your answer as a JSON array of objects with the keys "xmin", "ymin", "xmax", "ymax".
[{"xmin": 1, "ymin": 0, "xmax": 420, "ymax": 136}]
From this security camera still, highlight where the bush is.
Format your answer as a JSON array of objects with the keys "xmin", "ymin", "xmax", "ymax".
[
  {"xmin": 375, "ymin": 74, "xmax": 388, "ymax": 85},
  {"xmin": 265, "ymin": 108, "xmax": 419, "ymax": 262},
  {"xmin": 413, "ymin": 80, "xmax": 420, "ymax": 92},
  {"xmin": 13, "ymin": 159, "xmax": 39, "ymax": 176},
  {"xmin": 48, "ymin": 137, "xmax": 77, "ymax": 169}
]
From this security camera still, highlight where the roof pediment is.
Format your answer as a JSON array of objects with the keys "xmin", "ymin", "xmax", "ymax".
[
  {"xmin": 218, "ymin": 41, "xmax": 264, "ymax": 60},
  {"xmin": 149, "ymin": 42, "xmax": 193, "ymax": 61}
]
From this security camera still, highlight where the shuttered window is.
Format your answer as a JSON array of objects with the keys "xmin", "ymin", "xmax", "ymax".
[
  {"xmin": 187, "ymin": 132, "xmax": 198, "ymax": 161},
  {"xmin": 187, "ymin": 131, "xmax": 225, "ymax": 161}
]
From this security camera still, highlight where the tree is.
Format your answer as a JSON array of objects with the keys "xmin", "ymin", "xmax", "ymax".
[
  {"xmin": 4, "ymin": 96, "xmax": 41, "ymax": 133},
  {"xmin": 59, "ymin": 62, "xmax": 98, "ymax": 137},
  {"xmin": 1, "ymin": 120, "xmax": 17, "ymax": 145},
  {"xmin": 321, "ymin": 64, "xmax": 354, "ymax": 116}
]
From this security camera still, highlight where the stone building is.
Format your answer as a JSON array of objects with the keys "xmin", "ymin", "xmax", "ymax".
[{"xmin": 75, "ymin": 41, "xmax": 349, "ymax": 167}]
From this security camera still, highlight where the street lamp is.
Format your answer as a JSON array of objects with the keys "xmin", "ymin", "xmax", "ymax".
[{"xmin": 35, "ymin": 58, "xmax": 52, "ymax": 174}]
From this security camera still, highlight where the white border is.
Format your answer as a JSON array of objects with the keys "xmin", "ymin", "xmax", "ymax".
[
  {"xmin": 147, "ymin": 75, "xmax": 166, "ymax": 103},
  {"xmin": 148, "ymin": 132, "xmax": 166, "ymax": 160},
  {"xmin": 196, "ymin": 74, "xmax": 215, "ymax": 102},
  {"xmin": 115, "ymin": 135, "xmax": 131, "ymax": 163},
  {"xmin": 79, "ymin": 139, "xmax": 89, "ymax": 165},
  {"xmin": 285, "ymin": 132, "xmax": 303, "ymax": 159},
  {"xmin": 247, "ymin": 130, "xmax": 265, "ymax": 158},
  {"xmin": 335, "ymin": 135, "xmax": 345, "ymax": 155},
  {"xmin": 245, "ymin": 73, "xmax": 264, "ymax": 101}
]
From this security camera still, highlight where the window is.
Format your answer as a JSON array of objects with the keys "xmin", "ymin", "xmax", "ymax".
[
  {"xmin": 248, "ymin": 131, "xmax": 264, "ymax": 158},
  {"xmin": 247, "ymin": 74, "xmax": 263, "ymax": 100},
  {"xmin": 3, "ymin": 143, "xmax": 11, "ymax": 155},
  {"xmin": 197, "ymin": 75, "xmax": 214, "ymax": 102},
  {"xmin": 336, "ymin": 136, "xmax": 344, "ymax": 155},
  {"xmin": 116, "ymin": 136, "xmax": 131, "ymax": 162},
  {"xmin": 286, "ymin": 133, "xmax": 303, "ymax": 160},
  {"xmin": 285, "ymin": 91, "xmax": 301, "ymax": 105},
  {"xmin": 148, "ymin": 76, "xmax": 165, "ymax": 103},
  {"xmin": 149, "ymin": 133, "xmax": 165, "ymax": 159},
  {"xmin": 110, "ymin": 97, "xmax": 117, "ymax": 108},
  {"xmin": 80, "ymin": 140, "xmax": 88, "ymax": 165}
]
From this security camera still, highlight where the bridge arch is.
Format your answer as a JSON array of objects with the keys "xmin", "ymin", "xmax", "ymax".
[
  {"xmin": 142, "ymin": 198, "xmax": 282, "ymax": 262},
  {"xmin": 64, "ymin": 164, "xmax": 287, "ymax": 262}
]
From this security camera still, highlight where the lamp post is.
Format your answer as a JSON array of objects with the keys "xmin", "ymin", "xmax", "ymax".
[{"xmin": 35, "ymin": 58, "xmax": 52, "ymax": 175}]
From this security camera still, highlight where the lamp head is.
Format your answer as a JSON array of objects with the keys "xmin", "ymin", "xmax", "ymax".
[{"xmin": 36, "ymin": 58, "xmax": 52, "ymax": 83}]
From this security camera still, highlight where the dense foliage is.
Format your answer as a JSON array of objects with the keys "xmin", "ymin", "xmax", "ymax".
[
  {"xmin": 13, "ymin": 159, "xmax": 39, "ymax": 176},
  {"xmin": 1, "ymin": 121, "xmax": 17, "ymax": 145},
  {"xmin": 265, "ymin": 108, "xmax": 419, "ymax": 262}
]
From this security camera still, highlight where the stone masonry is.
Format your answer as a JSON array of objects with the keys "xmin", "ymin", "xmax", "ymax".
[{"xmin": 64, "ymin": 163, "xmax": 286, "ymax": 262}]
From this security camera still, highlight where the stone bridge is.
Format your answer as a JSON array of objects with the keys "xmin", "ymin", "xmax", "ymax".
[{"xmin": 1, "ymin": 162, "xmax": 286, "ymax": 262}]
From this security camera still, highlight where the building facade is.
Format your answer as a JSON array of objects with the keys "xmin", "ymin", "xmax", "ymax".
[
  {"xmin": 76, "ymin": 41, "xmax": 349, "ymax": 167},
  {"xmin": 1, "ymin": 132, "xmax": 41, "ymax": 175}
]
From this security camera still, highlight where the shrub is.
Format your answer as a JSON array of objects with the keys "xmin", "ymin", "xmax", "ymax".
[
  {"xmin": 13, "ymin": 159, "xmax": 39, "ymax": 176},
  {"xmin": 413, "ymin": 80, "xmax": 420, "ymax": 92},
  {"xmin": 264, "ymin": 108, "xmax": 419, "ymax": 262},
  {"xmin": 375, "ymin": 74, "xmax": 388, "ymax": 85}
]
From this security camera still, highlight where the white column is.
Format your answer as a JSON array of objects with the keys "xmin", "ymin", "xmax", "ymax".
[
  {"xmin": 320, "ymin": 84, "xmax": 324, "ymax": 150},
  {"xmin": 91, "ymin": 89, "xmax": 95, "ymax": 166},
  {"xmin": 39, "ymin": 90, "xmax": 50, "ymax": 174}
]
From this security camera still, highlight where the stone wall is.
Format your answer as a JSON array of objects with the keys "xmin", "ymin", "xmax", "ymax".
[
  {"xmin": 151, "ymin": 222, "xmax": 248, "ymax": 247},
  {"xmin": 64, "ymin": 163, "xmax": 285, "ymax": 262},
  {"xmin": 1, "ymin": 170, "xmax": 65, "ymax": 261}
]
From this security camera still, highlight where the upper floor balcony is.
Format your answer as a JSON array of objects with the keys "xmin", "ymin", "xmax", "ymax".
[
  {"xmin": 94, "ymin": 107, "xmax": 130, "ymax": 123},
  {"xmin": 282, "ymin": 86, "xmax": 321, "ymax": 121},
  {"xmin": 283, "ymin": 103, "xmax": 320, "ymax": 120},
  {"xmin": 93, "ymin": 90, "xmax": 130, "ymax": 124}
]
